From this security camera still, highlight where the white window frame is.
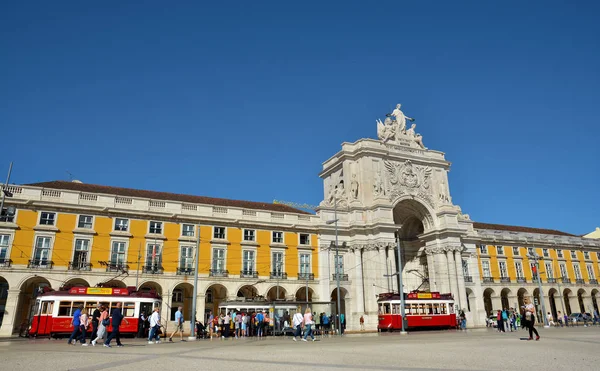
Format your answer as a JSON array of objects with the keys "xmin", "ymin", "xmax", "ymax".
[
  {"xmin": 512, "ymin": 246, "xmax": 520, "ymax": 256},
  {"xmin": 145, "ymin": 242, "xmax": 163, "ymax": 268},
  {"xmin": 559, "ymin": 264, "xmax": 568, "ymax": 279},
  {"xmin": 272, "ymin": 250, "xmax": 285, "ymax": 274},
  {"xmin": 584, "ymin": 251, "xmax": 590, "ymax": 260},
  {"xmin": 243, "ymin": 229, "xmax": 256, "ymax": 242},
  {"xmin": 272, "ymin": 231, "xmax": 284, "ymax": 244},
  {"xmin": 299, "ymin": 253, "xmax": 311, "ymax": 275},
  {"xmin": 39, "ymin": 211, "xmax": 56, "ymax": 226},
  {"xmin": 77, "ymin": 215, "xmax": 94, "ymax": 229},
  {"xmin": 179, "ymin": 245, "xmax": 194, "ymax": 270},
  {"xmin": 462, "ymin": 259, "xmax": 469, "ymax": 277},
  {"xmin": 557, "ymin": 250, "xmax": 563, "ymax": 258},
  {"xmin": 109, "ymin": 240, "xmax": 128, "ymax": 266},
  {"xmin": 515, "ymin": 261, "xmax": 524, "ymax": 278},
  {"xmin": 481, "ymin": 260, "xmax": 491, "ymax": 277},
  {"xmin": 530, "ymin": 262, "xmax": 537, "ymax": 278},
  {"xmin": 114, "ymin": 218, "xmax": 129, "ymax": 232},
  {"xmin": 542, "ymin": 248, "xmax": 549, "ymax": 258},
  {"xmin": 479, "ymin": 244, "xmax": 488, "ymax": 254},
  {"xmin": 181, "ymin": 224, "xmax": 195, "ymax": 237},
  {"xmin": 570, "ymin": 250, "xmax": 577, "ymax": 259},
  {"xmin": 213, "ymin": 226, "xmax": 226, "ymax": 240},
  {"xmin": 0, "ymin": 233, "xmax": 13, "ymax": 262},
  {"xmin": 242, "ymin": 249, "xmax": 256, "ymax": 274},
  {"xmin": 527, "ymin": 247, "xmax": 534, "ymax": 256},
  {"xmin": 32, "ymin": 234, "xmax": 54, "ymax": 266},
  {"xmin": 299, "ymin": 233, "xmax": 310, "ymax": 246},
  {"xmin": 545, "ymin": 263, "xmax": 554, "ymax": 279},
  {"xmin": 148, "ymin": 221, "xmax": 163, "ymax": 234},
  {"xmin": 586, "ymin": 264, "xmax": 595, "ymax": 280},
  {"xmin": 496, "ymin": 246, "xmax": 504, "ymax": 256},
  {"xmin": 72, "ymin": 238, "xmax": 91, "ymax": 267},
  {"xmin": 498, "ymin": 261, "xmax": 508, "ymax": 278},
  {"xmin": 574, "ymin": 264, "xmax": 582, "ymax": 280},
  {"xmin": 211, "ymin": 247, "xmax": 226, "ymax": 272}
]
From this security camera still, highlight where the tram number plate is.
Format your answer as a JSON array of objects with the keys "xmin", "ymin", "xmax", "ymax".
[{"xmin": 421, "ymin": 316, "xmax": 432, "ymax": 320}]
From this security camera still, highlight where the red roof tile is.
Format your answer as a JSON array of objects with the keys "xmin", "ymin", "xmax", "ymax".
[
  {"xmin": 25, "ymin": 181, "xmax": 311, "ymax": 215},
  {"xmin": 473, "ymin": 222, "xmax": 575, "ymax": 237}
]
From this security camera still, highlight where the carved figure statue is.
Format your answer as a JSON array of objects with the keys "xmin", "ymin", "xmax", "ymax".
[
  {"xmin": 406, "ymin": 123, "xmax": 426, "ymax": 149},
  {"xmin": 390, "ymin": 104, "xmax": 414, "ymax": 133},
  {"xmin": 376, "ymin": 118, "xmax": 396, "ymax": 142},
  {"xmin": 350, "ymin": 174, "xmax": 359, "ymax": 199},
  {"xmin": 414, "ymin": 134, "xmax": 425, "ymax": 149},
  {"xmin": 406, "ymin": 123, "xmax": 416, "ymax": 137},
  {"xmin": 373, "ymin": 170, "xmax": 385, "ymax": 196}
]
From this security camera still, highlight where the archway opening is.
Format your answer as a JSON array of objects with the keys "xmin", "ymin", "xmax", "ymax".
[
  {"xmin": 16, "ymin": 276, "xmax": 51, "ymax": 334},
  {"xmin": 548, "ymin": 288, "xmax": 558, "ymax": 320},
  {"xmin": 500, "ymin": 288, "xmax": 511, "ymax": 310},
  {"xmin": 0, "ymin": 276, "xmax": 8, "ymax": 330},
  {"xmin": 62, "ymin": 278, "xmax": 90, "ymax": 289},
  {"xmin": 171, "ymin": 283, "xmax": 193, "ymax": 321},
  {"xmin": 295, "ymin": 286, "xmax": 314, "ymax": 302},
  {"xmin": 205, "ymin": 284, "xmax": 227, "ymax": 317},
  {"xmin": 563, "ymin": 289, "xmax": 572, "ymax": 315},
  {"xmin": 592, "ymin": 289, "xmax": 599, "ymax": 313},
  {"xmin": 577, "ymin": 289, "xmax": 587, "ymax": 313},
  {"xmin": 237, "ymin": 285, "xmax": 259, "ymax": 300},
  {"xmin": 139, "ymin": 281, "xmax": 163, "ymax": 296},
  {"xmin": 483, "ymin": 288, "xmax": 495, "ymax": 316},
  {"xmin": 101, "ymin": 280, "xmax": 126, "ymax": 288},
  {"xmin": 266, "ymin": 286, "xmax": 287, "ymax": 301},
  {"xmin": 331, "ymin": 287, "xmax": 348, "ymax": 317},
  {"xmin": 517, "ymin": 288, "xmax": 529, "ymax": 309},
  {"xmin": 465, "ymin": 288, "xmax": 475, "ymax": 312}
]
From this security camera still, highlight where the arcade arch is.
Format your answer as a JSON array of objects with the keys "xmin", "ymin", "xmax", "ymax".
[{"xmin": 205, "ymin": 284, "xmax": 227, "ymax": 315}]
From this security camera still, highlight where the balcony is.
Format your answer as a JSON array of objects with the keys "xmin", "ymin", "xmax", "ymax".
[
  {"xmin": 482, "ymin": 276, "xmax": 494, "ymax": 283},
  {"xmin": 463, "ymin": 275, "xmax": 473, "ymax": 283},
  {"xmin": 68, "ymin": 261, "xmax": 92, "ymax": 271},
  {"xmin": 561, "ymin": 278, "xmax": 571, "ymax": 284},
  {"xmin": 142, "ymin": 265, "xmax": 164, "ymax": 274},
  {"xmin": 500, "ymin": 277, "xmax": 511, "ymax": 283},
  {"xmin": 27, "ymin": 259, "xmax": 54, "ymax": 269},
  {"xmin": 589, "ymin": 279, "xmax": 598, "ymax": 285},
  {"xmin": 105, "ymin": 262, "xmax": 128, "ymax": 272},
  {"xmin": 332, "ymin": 273, "xmax": 349, "ymax": 281},
  {"xmin": 176, "ymin": 267, "xmax": 194, "ymax": 275},
  {"xmin": 0, "ymin": 258, "xmax": 12, "ymax": 268},
  {"xmin": 270, "ymin": 272, "xmax": 287, "ymax": 280},
  {"xmin": 517, "ymin": 277, "xmax": 527, "ymax": 283},
  {"xmin": 298, "ymin": 273, "xmax": 315, "ymax": 281},
  {"xmin": 240, "ymin": 270, "xmax": 258, "ymax": 278},
  {"xmin": 576, "ymin": 279, "xmax": 585, "ymax": 285},
  {"xmin": 209, "ymin": 269, "xmax": 229, "ymax": 277},
  {"xmin": 547, "ymin": 278, "xmax": 556, "ymax": 283}
]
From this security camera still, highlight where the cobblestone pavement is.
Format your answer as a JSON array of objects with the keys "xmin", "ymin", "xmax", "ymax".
[{"xmin": 0, "ymin": 327, "xmax": 599, "ymax": 371}]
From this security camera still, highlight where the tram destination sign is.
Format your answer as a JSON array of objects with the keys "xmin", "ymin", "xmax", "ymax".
[{"xmin": 68, "ymin": 287, "xmax": 129, "ymax": 296}]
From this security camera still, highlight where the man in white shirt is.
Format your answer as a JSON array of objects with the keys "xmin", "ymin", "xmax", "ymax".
[
  {"xmin": 292, "ymin": 311, "xmax": 304, "ymax": 342},
  {"xmin": 148, "ymin": 307, "xmax": 162, "ymax": 344}
]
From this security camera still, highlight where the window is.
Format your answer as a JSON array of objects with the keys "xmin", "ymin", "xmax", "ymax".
[
  {"xmin": 243, "ymin": 229, "xmax": 256, "ymax": 242},
  {"xmin": 559, "ymin": 264, "xmax": 568, "ymax": 279},
  {"xmin": 272, "ymin": 252, "xmax": 284, "ymax": 274},
  {"xmin": 299, "ymin": 234, "xmax": 310, "ymax": 245},
  {"xmin": 574, "ymin": 264, "xmax": 582, "ymax": 280},
  {"xmin": 39, "ymin": 212, "xmax": 56, "ymax": 226},
  {"xmin": 499, "ymin": 261, "xmax": 507, "ymax": 278},
  {"xmin": 114, "ymin": 218, "xmax": 129, "ymax": 231},
  {"xmin": 272, "ymin": 231, "xmax": 283, "ymax": 244},
  {"xmin": 335, "ymin": 255, "xmax": 344, "ymax": 275},
  {"xmin": 0, "ymin": 234, "xmax": 10, "ymax": 260},
  {"xmin": 462, "ymin": 259, "xmax": 469, "ymax": 277},
  {"xmin": 515, "ymin": 262, "xmax": 524, "ymax": 278},
  {"xmin": 58, "ymin": 301, "xmax": 72, "ymax": 316},
  {"xmin": 496, "ymin": 246, "xmax": 504, "ymax": 255},
  {"xmin": 481, "ymin": 260, "xmax": 491, "ymax": 277},
  {"xmin": 145, "ymin": 243, "xmax": 162, "ymax": 268},
  {"xmin": 212, "ymin": 248, "xmax": 225, "ymax": 272},
  {"xmin": 180, "ymin": 246, "xmax": 194, "ymax": 270},
  {"xmin": 300, "ymin": 254, "xmax": 310, "ymax": 274},
  {"xmin": 530, "ymin": 262, "xmax": 537, "ymax": 278},
  {"xmin": 33, "ymin": 236, "xmax": 52, "ymax": 264},
  {"xmin": 542, "ymin": 249, "xmax": 549, "ymax": 258},
  {"xmin": 512, "ymin": 246, "xmax": 520, "ymax": 256},
  {"xmin": 242, "ymin": 250, "xmax": 255, "ymax": 273},
  {"xmin": 172, "ymin": 289, "xmax": 183, "ymax": 303},
  {"xmin": 584, "ymin": 251, "xmax": 590, "ymax": 260},
  {"xmin": 527, "ymin": 247, "xmax": 534, "ymax": 256},
  {"xmin": 570, "ymin": 250, "xmax": 577, "ymax": 259},
  {"xmin": 73, "ymin": 239, "xmax": 90, "ymax": 268},
  {"xmin": 478, "ymin": 244, "xmax": 487, "ymax": 254},
  {"xmin": 586, "ymin": 264, "xmax": 595, "ymax": 280},
  {"xmin": 123, "ymin": 302, "xmax": 135, "ymax": 317},
  {"xmin": 179, "ymin": 224, "xmax": 193, "ymax": 237},
  {"xmin": 149, "ymin": 221, "xmax": 162, "ymax": 234},
  {"xmin": 77, "ymin": 215, "xmax": 93, "ymax": 229},
  {"xmin": 213, "ymin": 227, "xmax": 226, "ymax": 239},
  {"xmin": 110, "ymin": 241, "xmax": 126, "ymax": 265},
  {"xmin": 545, "ymin": 263, "xmax": 554, "ymax": 279},
  {"xmin": 557, "ymin": 250, "xmax": 563, "ymax": 258}
]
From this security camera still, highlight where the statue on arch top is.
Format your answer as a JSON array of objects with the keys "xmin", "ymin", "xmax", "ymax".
[{"xmin": 389, "ymin": 103, "xmax": 414, "ymax": 133}]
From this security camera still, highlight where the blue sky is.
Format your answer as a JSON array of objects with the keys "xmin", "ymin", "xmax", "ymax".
[{"xmin": 1, "ymin": 1, "xmax": 598, "ymax": 235}]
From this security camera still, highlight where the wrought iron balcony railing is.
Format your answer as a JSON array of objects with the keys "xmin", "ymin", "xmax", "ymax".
[
  {"xmin": 547, "ymin": 278, "xmax": 556, "ymax": 283},
  {"xmin": 517, "ymin": 277, "xmax": 527, "ymax": 283},
  {"xmin": 176, "ymin": 267, "xmax": 194, "ymax": 275},
  {"xmin": 105, "ymin": 262, "xmax": 128, "ymax": 272},
  {"xmin": 589, "ymin": 279, "xmax": 598, "ymax": 285},
  {"xmin": 576, "ymin": 279, "xmax": 585, "ymax": 285},
  {"xmin": 209, "ymin": 269, "xmax": 229, "ymax": 277},
  {"xmin": 270, "ymin": 271, "xmax": 287, "ymax": 280},
  {"xmin": 562, "ymin": 278, "xmax": 571, "ymax": 284},
  {"xmin": 240, "ymin": 270, "xmax": 258, "ymax": 278},
  {"xmin": 142, "ymin": 265, "xmax": 164, "ymax": 274},
  {"xmin": 482, "ymin": 276, "xmax": 494, "ymax": 283},
  {"xmin": 28, "ymin": 259, "xmax": 54, "ymax": 269},
  {"xmin": 463, "ymin": 275, "xmax": 473, "ymax": 283},
  {"xmin": 500, "ymin": 277, "xmax": 511, "ymax": 283},
  {"xmin": 0, "ymin": 258, "xmax": 12, "ymax": 268},
  {"xmin": 298, "ymin": 273, "xmax": 315, "ymax": 281},
  {"xmin": 332, "ymin": 273, "xmax": 349, "ymax": 281},
  {"xmin": 68, "ymin": 261, "xmax": 92, "ymax": 271}
]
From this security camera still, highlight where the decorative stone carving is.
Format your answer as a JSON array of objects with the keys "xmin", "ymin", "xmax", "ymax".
[
  {"xmin": 350, "ymin": 174, "xmax": 359, "ymax": 200},
  {"xmin": 373, "ymin": 169, "xmax": 386, "ymax": 197},
  {"xmin": 376, "ymin": 104, "xmax": 426, "ymax": 149},
  {"xmin": 384, "ymin": 160, "xmax": 434, "ymax": 207},
  {"xmin": 438, "ymin": 180, "xmax": 451, "ymax": 204},
  {"xmin": 321, "ymin": 169, "xmax": 348, "ymax": 207},
  {"xmin": 376, "ymin": 117, "xmax": 396, "ymax": 143},
  {"xmin": 390, "ymin": 103, "xmax": 414, "ymax": 133}
]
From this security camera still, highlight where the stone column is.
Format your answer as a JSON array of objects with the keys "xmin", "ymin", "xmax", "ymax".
[
  {"xmin": 353, "ymin": 248, "xmax": 364, "ymax": 315},
  {"xmin": 454, "ymin": 248, "xmax": 468, "ymax": 311},
  {"xmin": 426, "ymin": 249, "xmax": 437, "ymax": 292},
  {"xmin": 0, "ymin": 289, "xmax": 21, "ymax": 337},
  {"xmin": 435, "ymin": 251, "xmax": 450, "ymax": 293},
  {"xmin": 379, "ymin": 246, "xmax": 390, "ymax": 293},
  {"xmin": 446, "ymin": 248, "xmax": 460, "ymax": 308}
]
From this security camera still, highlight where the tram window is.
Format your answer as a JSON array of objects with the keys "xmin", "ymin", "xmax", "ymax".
[
  {"xmin": 419, "ymin": 304, "xmax": 426, "ymax": 314},
  {"xmin": 393, "ymin": 304, "xmax": 399, "ymax": 314},
  {"xmin": 440, "ymin": 304, "xmax": 447, "ymax": 314},
  {"xmin": 85, "ymin": 302, "xmax": 96, "ymax": 315},
  {"xmin": 42, "ymin": 301, "xmax": 53, "ymax": 315},
  {"xmin": 433, "ymin": 304, "xmax": 440, "ymax": 315},
  {"xmin": 123, "ymin": 302, "xmax": 135, "ymax": 317},
  {"xmin": 426, "ymin": 304, "xmax": 433, "ymax": 314},
  {"xmin": 58, "ymin": 301, "xmax": 72, "ymax": 316},
  {"xmin": 72, "ymin": 301, "xmax": 84, "ymax": 316},
  {"xmin": 383, "ymin": 303, "xmax": 390, "ymax": 314},
  {"xmin": 110, "ymin": 302, "xmax": 123, "ymax": 316},
  {"xmin": 378, "ymin": 304, "xmax": 383, "ymax": 314}
]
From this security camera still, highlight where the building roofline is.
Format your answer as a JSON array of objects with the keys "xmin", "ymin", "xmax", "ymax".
[{"xmin": 472, "ymin": 222, "xmax": 575, "ymax": 237}]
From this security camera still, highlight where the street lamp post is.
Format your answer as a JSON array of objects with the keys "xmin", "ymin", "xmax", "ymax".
[
  {"xmin": 528, "ymin": 251, "xmax": 550, "ymax": 328},
  {"xmin": 396, "ymin": 229, "xmax": 407, "ymax": 334},
  {"xmin": 326, "ymin": 197, "xmax": 342, "ymax": 336},
  {"xmin": 189, "ymin": 225, "xmax": 201, "ymax": 339}
]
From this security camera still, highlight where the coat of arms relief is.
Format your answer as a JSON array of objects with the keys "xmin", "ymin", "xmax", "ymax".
[{"xmin": 383, "ymin": 160, "xmax": 435, "ymax": 208}]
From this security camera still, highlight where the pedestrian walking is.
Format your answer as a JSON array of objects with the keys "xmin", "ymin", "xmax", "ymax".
[
  {"xmin": 302, "ymin": 307, "xmax": 315, "ymax": 342},
  {"xmin": 459, "ymin": 310, "xmax": 467, "ymax": 330},
  {"xmin": 90, "ymin": 303, "xmax": 101, "ymax": 344},
  {"xmin": 523, "ymin": 298, "xmax": 540, "ymax": 341},
  {"xmin": 91, "ymin": 305, "xmax": 109, "ymax": 346},
  {"xmin": 256, "ymin": 311, "xmax": 264, "ymax": 338},
  {"xmin": 547, "ymin": 312, "xmax": 556, "ymax": 327},
  {"xmin": 360, "ymin": 315, "xmax": 365, "ymax": 331},
  {"xmin": 67, "ymin": 304, "xmax": 85, "ymax": 345},
  {"xmin": 502, "ymin": 308, "xmax": 510, "ymax": 332},
  {"xmin": 104, "ymin": 302, "xmax": 127, "ymax": 347},
  {"xmin": 137, "ymin": 311, "xmax": 147, "ymax": 338},
  {"xmin": 292, "ymin": 310, "xmax": 304, "ymax": 341},
  {"xmin": 557, "ymin": 311, "xmax": 564, "ymax": 327},
  {"xmin": 496, "ymin": 310, "xmax": 503, "ymax": 332},
  {"xmin": 148, "ymin": 306, "xmax": 162, "ymax": 344},
  {"xmin": 169, "ymin": 306, "xmax": 185, "ymax": 342},
  {"xmin": 79, "ymin": 310, "xmax": 90, "ymax": 345}
]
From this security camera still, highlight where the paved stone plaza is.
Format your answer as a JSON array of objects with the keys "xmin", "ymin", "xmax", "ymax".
[{"xmin": 0, "ymin": 327, "xmax": 599, "ymax": 371}]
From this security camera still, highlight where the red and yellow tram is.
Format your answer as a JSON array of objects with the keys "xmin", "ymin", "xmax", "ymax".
[
  {"xmin": 29, "ymin": 286, "xmax": 161, "ymax": 337},
  {"xmin": 378, "ymin": 291, "xmax": 456, "ymax": 331}
]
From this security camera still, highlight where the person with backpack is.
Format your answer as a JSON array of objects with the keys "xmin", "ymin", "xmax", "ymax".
[
  {"xmin": 502, "ymin": 308, "xmax": 510, "ymax": 332},
  {"xmin": 322, "ymin": 312, "xmax": 330, "ymax": 336}
]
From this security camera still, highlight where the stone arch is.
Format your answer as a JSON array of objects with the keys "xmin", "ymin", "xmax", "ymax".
[
  {"xmin": 101, "ymin": 280, "xmax": 126, "ymax": 288},
  {"xmin": 205, "ymin": 284, "xmax": 228, "ymax": 315},
  {"xmin": 577, "ymin": 288, "xmax": 587, "ymax": 313},
  {"xmin": 62, "ymin": 277, "xmax": 90, "ymax": 289},
  {"xmin": 266, "ymin": 285, "xmax": 287, "ymax": 301},
  {"xmin": 563, "ymin": 288, "xmax": 573, "ymax": 315},
  {"xmin": 548, "ymin": 288, "xmax": 559, "ymax": 320},
  {"xmin": 236, "ymin": 285, "xmax": 259, "ymax": 300},
  {"xmin": 591, "ymin": 289, "xmax": 599, "ymax": 313},
  {"xmin": 392, "ymin": 197, "xmax": 436, "ymax": 232},
  {"xmin": 0, "ymin": 276, "xmax": 8, "ymax": 332},
  {"xmin": 331, "ymin": 287, "xmax": 349, "ymax": 316},
  {"xmin": 138, "ymin": 280, "xmax": 163, "ymax": 296},
  {"xmin": 15, "ymin": 276, "xmax": 51, "ymax": 334},
  {"xmin": 500, "ymin": 288, "xmax": 512, "ymax": 310},
  {"xmin": 517, "ymin": 288, "xmax": 529, "ymax": 309},
  {"xmin": 465, "ymin": 288, "xmax": 475, "ymax": 312},
  {"xmin": 483, "ymin": 288, "xmax": 496, "ymax": 316},
  {"xmin": 170, "ymin": 282, "xmax": 194, "ymax": 321},
  {"xmin": 295, "ymin": 286, "xmax": 315, "ymax": 302}
]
